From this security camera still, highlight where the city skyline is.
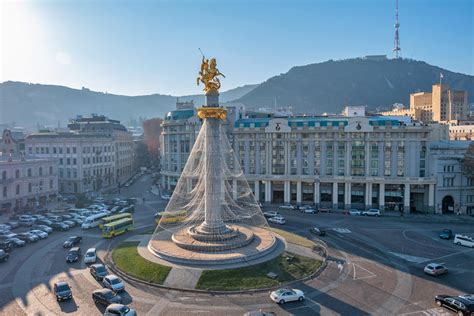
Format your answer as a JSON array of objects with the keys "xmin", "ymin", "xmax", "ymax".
[{"xmin": 1, "ymin": 0, "xmax": 473, "ymax": 96}]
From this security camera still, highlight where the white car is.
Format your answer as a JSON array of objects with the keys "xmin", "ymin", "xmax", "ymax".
[
  {"xmin": 104, "ymin": 304, "xmax": 137, "ymax": 316},
  {"xmin": 270, "ymin": 288, "xmax": 305, "ymax": 304},
  {"xmin": 103, "ymin": 275, "xmax": 125, "ymax": 292},
  {"xmin": 161, "ymin": 195, "xmax": 171, "ymax": 200},
  {"xmin": 362, "ymin": 209, "xmax": 381, "ymax": 216},
  {"xmin": 345, "ymin": 209, "xmax": 361, "ymax": 216},
  {"xmin": 268, "ymin": 216, "xmax": 286, "ymax": 225},
  {"xmin": 263, "ymin": 211, "xmax": 279, "ymax": 218},
  {"xmin": 279, "ymin": 204, "xmax": 295, "ymax": 210},
  {"xmin": 301, "ymin": 207, "xmax": 316, "ymax": 214},
  {"xmin": 424, "ymin": 263, "xmax": 448, "ymax": 276},
  {"xmin": 84, "ymin": 248, "xmax": 97, "ymax": 264},
  {"xmin": 453, "ymin": 234, "xmax": 474, "ymax": 248},
  {"xmin": 29, "ymin": 229, "xmax": 48, "ymax": 239}
]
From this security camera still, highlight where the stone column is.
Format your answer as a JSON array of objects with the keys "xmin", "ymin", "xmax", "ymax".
[
  {"xmin": 379, "ymin": 183, "xmax": 385, "ymax": 211},
  {"xmin": 365, "ymin": 183, "xmax": 372, "ymax": 210},
  {"xmin": 265, "ymin": 181, "xmax": 271, "ymax": 203},
  {"xmin": 428, "ymin": 184, "xmax": 435, "ymax": 213},
  {"xmin": 314, "ymin": 181, "xmax": 320, "ymax": 207},
  {"xmin": 344, "ymin": 182, "xmax": 351, "ymax": 209},
  {"xmin": 284, "ymin": 181, "xmax": 290, "ymax": 203},
  {"xmin": 404, "ymin": 184, "xmax": 410, "ymax": 214},
  {"xmin": 296, "ymin": 181, "xmax": 302, "ymax": 204},
  {"xmin": 332, "ymin": 182, "xmax": 338, "ymax": 210},
  {"xmin": 254, "ymin": 180, "xmax": 260, "ymax": 201}
]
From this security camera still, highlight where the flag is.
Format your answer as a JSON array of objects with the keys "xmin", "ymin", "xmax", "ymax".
[{"xmin": 440, "ymin": 73, "xmax": 444, "ymax": 79}]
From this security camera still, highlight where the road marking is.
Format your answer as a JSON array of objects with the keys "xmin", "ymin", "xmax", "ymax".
[
  {"xmin": 352, "ymin": 263, "xmax": 377, "ymax": 280},
  {"xmin": 388, "ymin": 252, "xmax": 430, "ymax": 263},
  {"xmin": 332, "ymin": 228, "xmax": 351, "ymax": 233},
  {"xmin": 418, "ymin": 249, "xmax": 474, "ymax": 264}
]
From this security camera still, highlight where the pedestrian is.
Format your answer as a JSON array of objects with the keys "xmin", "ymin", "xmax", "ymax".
[{"xmin": 143, "ymin": 197, "xmax": 146, "ymax": 204}]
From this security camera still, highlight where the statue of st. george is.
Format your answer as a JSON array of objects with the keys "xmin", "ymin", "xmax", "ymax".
[{"xmin": 196, "ymin": 56, "xmax": 225, "ymax": 94}]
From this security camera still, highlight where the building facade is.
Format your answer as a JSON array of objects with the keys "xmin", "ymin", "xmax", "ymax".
[
  {"xmin": 143, "ymin": 117, "xmax": 163, "ymax": 159},
  {"xmin": 161, "ymin": 104, "xmax": 473, "ymax": 214},
  {"xmin": 0, "ymin": 129, "xmax": 25, "ymax": 155},
  {"xmin": 380, "ymin": 84, "xmax": 468, "ymax": 123},
  {"xmin": 0, "ymin": 154, "xmax": 58, "ymax": 213}
]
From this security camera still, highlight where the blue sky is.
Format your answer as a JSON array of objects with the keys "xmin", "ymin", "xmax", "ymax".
[{"xmin": 1, "ymin": 0, "xmax": 472, "ymax": 96}]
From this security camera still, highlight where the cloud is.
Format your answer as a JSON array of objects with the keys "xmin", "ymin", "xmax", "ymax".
[{"xmin": 55, "ymin": 51, "xmax": 71, "ymax": 65}]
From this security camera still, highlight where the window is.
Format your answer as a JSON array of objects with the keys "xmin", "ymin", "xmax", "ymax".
[
  {"xmin": 49, "ymin": 166, "xmax": 53, "ymax": 174},
  {"xmin": 2, "ymin": 186, "xmax": 6, "ymax": 197},
  {"xmin": 2, "ymin": 171, "xmax": 6, "ymax": 180},
  {"xmin": 53, "ymin": 147, "xmax": 57, "ymax": 154},
  {"xmin": 50, "ymin": 179, "xmax": 53, "ymax": 189},
  {"xmin": 73, "ymin": 147, "xmax": 76, "ymax": 154},
  {"xmin": 28, "ymin": 183, "xmax": 32, "ymax": 193},
  {"xmin": 67, "ymin": 148, "xmax": 70, "ymax": 154},
  {"xmin": 39, "ymin": 167, "xmax": 43, "ymax": 176},
  {"xmin": 15, "ymin": 170, "xmax": 20, "ymax": 178},
  {"xmin": 28, "ymin": 168, "xmax": 32, "ymax": 177},
  {"xmin": 16, "ymin": 184, "xmax": 20, "ymax": 195}
]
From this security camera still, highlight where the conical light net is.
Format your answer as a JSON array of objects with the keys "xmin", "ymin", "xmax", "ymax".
[{"xmin": 151, "ymin": 117, "xmax": 269, "ymax": 250}]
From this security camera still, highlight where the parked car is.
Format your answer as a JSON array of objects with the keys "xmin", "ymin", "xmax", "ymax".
[
  {"xmin": 110, "ymin": 206, "xmax": 121, "ymax": 214},
  {"xmin": 63, "ymin": 236, "xmax": 82, "ymax": 248},
  {"xmin": 344, "ymin": 209, "xmax": 362, "ymax": 216},
  {"xmin": 31, "ymin": 215, "xmax": 45, "ymax": 221},
  {"xmin": 362, "ymin": 209, "xmax": 381, "ymax": 217},
  {"xmin": 54, "ymin": 281, "xmax": 72, "ymax": 301},
  {"xmin": 279, "ymin": 204, "xmax": 295, "ymax": 210},
  {"xmin": 0, "ymin": 249, "xmax": 9, "ymax": 262},
  {"xmin": 0, "ymin": 240, "xmax": 12, "ymax": 251},
  {"xmin": 66, "ymin": 247, "xmax": 81, "ymax": 263},
  {"xmin": 17, "ymin": 232, "xmax": 39, "ymax": 243},
  {"xmin": 104, "ymin": 304, "xmax": 137, "ymax": 316},
  {"xmin": 300, "ymin": 207, "xmax": 317, "ymax": 214},
  {"xmin": 72, "ymin": 218, "xmax": 83, "ymax": 225},
  {"xmin": 92, "ymin": 289, "xmax": 122, "ymax": 306},
  {"xmin": 6, "ymin": 221, "xmax": 19, "ymax": 229},
  {"xmin": 7, "ymin": 237, "xmax": 25, "ymax": 247},
  {"xmin": 32, "ymin": 225, "xmax": 53, "ymax": 234},
  {"xmin": 268, "ymin": 216, "xmax": 286, "ymax": 225},
  {"xmin": 439, "ymin": 229, "xmax": 454, "ymax": 240},
  {"xmin": 424, "ymin": 263, "xmax": 448, "ymax": 276},
  {"xmin": 318, "ymin": 207, "xmax": 332, "ymax": 213},
  {"xmin": 51, "ymin": 222, "xmax": 69, "ymax": 231},
  {"xmin": 37, "ymin": 219, "xmax": 54, "ymax": 226},
  {"xmin": 454, "ymin": 234, "xmax": 474, "ymax": 248},
  {"xmin": 19, "ymin": 218, "xmax": 35, "ymax": 227},
  {"xmin": 310, "ymin": 227, "xmax": 326, "ymax": 236},
  {"xmin": 434, "ymin": 294, "xmax": 474, "ymax": 315},
  {"xmin": 0, "ymin": 224, "xmax": 11, "ymax": 231},
  {"xmin": 119, "ymin": 206, "xmax": 134, "ymax": 214},
  {"xmin": 63, "ymin": 220, "xmax": 76, "ymax": 228},
  {"xmin": 61, "ymin": 215, "xmax": 73, "ymax": 220},
  {"xmin": 90, "ymin": 263, "xmax": 108, "ymax": 281},
  {"xmin": 270, "ymin": 288, "xmax": 305, "ymax": 304},
  {"xmin": 103, "ymin": 275, "xmax": 125, "ymax": 292},
  {"xmin": 29, "ymin": 229, "xmax": 48, "ymax": 239},
  {"xmin": 263, "ymin": 211, "xmax": 279, "ymax": 218},
  {"xmin": 84, "ymin": 248, "xmax": 97, "ymax": 264}
]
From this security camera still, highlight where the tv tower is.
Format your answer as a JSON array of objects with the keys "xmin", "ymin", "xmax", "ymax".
[{"xmin": 393, "ymin": 0, "xmax": 401, "ymax": 59}]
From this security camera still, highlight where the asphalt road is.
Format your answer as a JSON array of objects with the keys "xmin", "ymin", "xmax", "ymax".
[{"xmin": 0, "ymin": 174, "xmax": 473, "ymax": 315}]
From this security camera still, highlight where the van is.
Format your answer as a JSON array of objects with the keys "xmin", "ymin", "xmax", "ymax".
[
  {"xmin": 453, "ymin": 234, "xmax": 474, "ymax": 248},
  {"xmin": 82, "ymin": 212, "xmax": 108, "ymax": 229}
]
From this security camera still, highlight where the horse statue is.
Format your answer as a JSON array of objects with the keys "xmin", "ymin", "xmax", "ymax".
[{"xmin": 197, "ymin": 57, "xmax": 225, "ymax": 94}]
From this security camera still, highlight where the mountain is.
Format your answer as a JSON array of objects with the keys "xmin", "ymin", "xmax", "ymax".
[
  {"xmin": 236, "ymin": 58, "xmax": 474, "ymax": 114},
  {"xmin": 0, "ymin": 82, "xmax": 258, "ymax": 127}
]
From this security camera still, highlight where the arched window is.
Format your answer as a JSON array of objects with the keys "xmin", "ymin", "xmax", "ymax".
[
  {"xmin": 28, "ymin": 168, "xmax": 32, "ymax": 177},
  {"xmin": 39, "ymin": 167, "xmax": 43, "ymax": 176},
  {"xmin": 16, "ymin": 184, "xmax": 20, "ymax": 195},
  {"xmin": 1, "ymin": 171, "xmax": 6, "ymax": 180},
  {"xmin": 2, "ymin": 186, "xmax": 6, "ymax": 197},
  {"xmin": 15, "ymin": 170, "xmax": 20, "ymax": 178}
]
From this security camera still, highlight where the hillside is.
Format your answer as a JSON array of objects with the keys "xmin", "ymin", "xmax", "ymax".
[
  {"xmin": 236, "ymin": 58, "xmax": 474, "ymax": 114},
  {"xmin": 0, "ymin": 82, "xmax": 257, "ymax": 127}
]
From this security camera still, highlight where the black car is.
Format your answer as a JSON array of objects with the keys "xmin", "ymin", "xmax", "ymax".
[
  {"xmin": 0, "ymin": 249, "xmax": 9, "ymax": 262},
  {"xmin": 54, "ymin": 281, "xmax": 72, "ymax": 301},
  {"xmin": 66, "ymin": 247, "xmax": 81, "ymax": 263},
  {"xmin": 51, "ymin": 222, "xmax": 69, "ymax": 231},
  {"xmin": 90, "ymin": 263, "xmax": 108, "ymax": 281},
  {"xmin": 0, "ymin": 240, "xmax": 12, "ymax": 251},
  {"xmin": 63, "ymin": 236, "xmax": 82, "ymax": 248},
  {"xmin": 435, "ymin": 294, "xmax": 474, "ymax": 315},
  {"xmin": 92, "ymin": 289, "xmax": 122, "ymax": 306},
  {"xmin": 310, "ymin": 227, "xmax": 326, "ymax": 236},
  {"xmin": 7, "ymin": 237, "xmax": 25, "ymax": 247}
]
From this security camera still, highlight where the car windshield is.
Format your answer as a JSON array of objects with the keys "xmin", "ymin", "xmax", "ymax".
[
  {"xmin": 104, "ymin": 291, "xmax": 115, "ymax": 299},
  {"xmin": 69, "ymin": 250, "xmax": 78, "ymax": 255},
  {"xmin": 56, "ymin": 284, "xmax": 70, "ymax": 292},
  {"xmin": 96, "ymin": 266, "xmax": 106, "ymax": 273},
  {"xmin": 110, "ymin": 278, "xmax": 121, "ymax": 285},
  {"xmin": 86, "ymin": 252, "xmax": 94, "ymax": 257}
]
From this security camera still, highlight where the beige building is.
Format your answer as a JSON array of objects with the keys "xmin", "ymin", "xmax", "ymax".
[
  {"xmin": 449, "ymin": 121, "xmax": 474, "ymax": 140},
  {"xmin": 380, "ymin": 84, "xmax": 468, "ymax": 123}
]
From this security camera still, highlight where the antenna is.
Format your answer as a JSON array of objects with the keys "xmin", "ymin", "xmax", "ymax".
[{"xmin": 393, "ymin": 0, "xmax": 401, "ymax": 59}]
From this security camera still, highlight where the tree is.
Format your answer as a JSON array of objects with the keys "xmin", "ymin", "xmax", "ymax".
[{"xmin": 461, "ymin": 142, "xmax": 474, "ymax": 177}]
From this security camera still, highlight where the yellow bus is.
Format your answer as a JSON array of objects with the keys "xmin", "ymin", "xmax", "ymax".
[
  {"xmin": 101, "ymin": 217, "xmax": 134, "ymax": 238},
  {"xmin": 99, "ymin": 213, "xmax": 132, "ymax": 228}
]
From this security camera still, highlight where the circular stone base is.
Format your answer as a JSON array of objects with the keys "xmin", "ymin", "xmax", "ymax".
[
  {"xmin": 172, "ymin": 224, "xmax": 254, "ymax": 252},
  {"xmin": 148, "ymin": 226, "xmax": 282, "ymax": 266}
]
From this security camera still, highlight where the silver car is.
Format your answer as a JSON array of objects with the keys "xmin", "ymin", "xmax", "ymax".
[{"xmin": 424, "ymin": 263, "xmax": 448, "ymax": 276}]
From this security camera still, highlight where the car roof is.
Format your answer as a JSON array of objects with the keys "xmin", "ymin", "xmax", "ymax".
[
  {"xmin": 106, "ymin": 274, "xmax": 119, "ymax": 280},
  {"xmin": 86, "ymin": 248, "xmax": 96, "ymax": 252}
]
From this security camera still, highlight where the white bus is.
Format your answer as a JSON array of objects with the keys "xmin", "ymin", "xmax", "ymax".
[{"xmin": 81, "ymin": 212, "xmax": 109, "ymax": 229}]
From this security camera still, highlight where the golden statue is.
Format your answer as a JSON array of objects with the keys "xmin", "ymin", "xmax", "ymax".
[{"xmin": 197, "ymin": 56, "xmax": 225, "ymax": 94}]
